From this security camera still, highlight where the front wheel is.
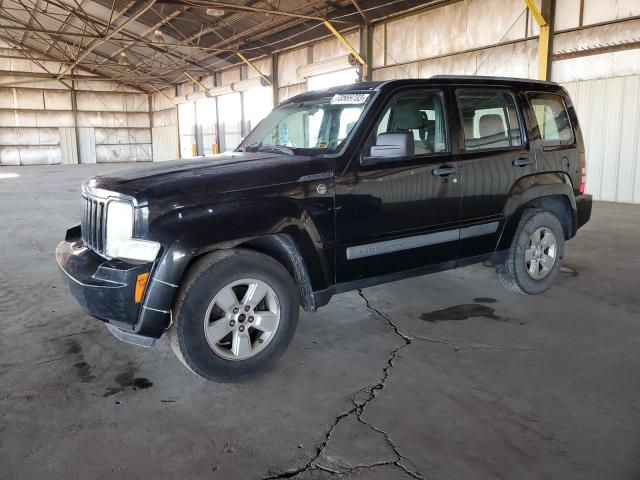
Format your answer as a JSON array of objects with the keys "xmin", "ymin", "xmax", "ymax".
[
  {"xmin": 497, "ymin": 209, "xmax": 565, "ymax": 295},
  {"xmin": 168, "ymin": 249, "xmax": 299, "ymax": 382}
]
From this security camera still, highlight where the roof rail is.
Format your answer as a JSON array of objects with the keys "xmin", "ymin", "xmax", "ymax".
[{"xmin": 430, "ymin": 74, "xmax": 558, "ymax": 85}]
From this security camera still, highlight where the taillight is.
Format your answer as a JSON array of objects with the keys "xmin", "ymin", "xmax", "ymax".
[{"xmin": 578, "ymin": 152, "xmax": 586, "ymax": 194}]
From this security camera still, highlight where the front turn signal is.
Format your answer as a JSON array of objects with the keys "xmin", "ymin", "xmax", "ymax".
[{"xmin": 134, "ymin": 272, "xmax": 150, "ymax": 304}]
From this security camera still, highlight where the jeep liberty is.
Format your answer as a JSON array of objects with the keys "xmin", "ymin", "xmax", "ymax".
[{"xmin": 57, "ymin": 77, "xmax": 592, "ymax": 381}]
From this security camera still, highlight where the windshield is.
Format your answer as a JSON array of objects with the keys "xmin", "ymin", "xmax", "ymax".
[{"xmin": 237, "ymin": 92, "xmax": 372, "ymax": 155}]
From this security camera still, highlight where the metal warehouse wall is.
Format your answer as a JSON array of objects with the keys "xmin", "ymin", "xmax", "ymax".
[
  {"xmin": 369, "ymin": 0, "xmax": 640, "ymax": 82},
  {"xmin": 151, "ymin": 86, "xmax": 178, "ymax": 162},
  {"xmin": 0, "ymin": 40, "xmax": 152, "ymax": 166},
  {"xmin": 565, "ymin": 76, "xmax": 640, "ymax": 204},
  {"xmin": 150, "ymin": 58, "xmax": 275, "ymax": 159},
  {"xmin": 276, "ymin": 31, "xmax": 360, "ymax": 102}
]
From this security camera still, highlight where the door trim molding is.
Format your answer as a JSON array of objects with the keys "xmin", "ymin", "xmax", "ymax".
[
  {"xmin": 346, "ymin": 221, "xmax": 499, "ymax": 260},
  {"xmin": 459, "ymin": 222, "xmax": 500, "ymax": 239}
]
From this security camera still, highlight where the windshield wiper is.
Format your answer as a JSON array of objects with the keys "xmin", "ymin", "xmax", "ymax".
[{"xmin": 257, "ymin": 144, "xmax": 294, "ymax": 155}]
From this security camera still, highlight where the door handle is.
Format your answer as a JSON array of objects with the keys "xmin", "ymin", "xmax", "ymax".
[
  {"xmin": 432, "ymin": 165, "xmax": 459, "ymax": 177},
  {"xmin": 513, "ymin": 157, "xmax": 531, "ymax": 167}
]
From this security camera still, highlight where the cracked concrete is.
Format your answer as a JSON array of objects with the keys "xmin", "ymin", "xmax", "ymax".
[
  {"xmin": 262, "ymin": 291, "xmax": 420, "ymax": 480},
  {"xmin": 2, "ymin": 164, "xmax": 640, "ymax": 479}
]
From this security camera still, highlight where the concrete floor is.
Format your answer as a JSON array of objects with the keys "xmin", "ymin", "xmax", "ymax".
[{"xmin": 1, "ymin": 164, "xmax": 640, "ymax": 480}]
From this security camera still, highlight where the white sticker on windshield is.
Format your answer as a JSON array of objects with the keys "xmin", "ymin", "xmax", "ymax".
[{"xmin": 331, "ymin": 93, "xmax": 370, "ymax": 105}]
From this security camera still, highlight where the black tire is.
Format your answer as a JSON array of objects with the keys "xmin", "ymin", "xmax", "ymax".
[
  {"xmin": 497, "ymin": 209, "xmax": 565, "ymax": 295},
  {"xmin": 167, "ymin": 249, "xmax": 299, "ymax": 382}
]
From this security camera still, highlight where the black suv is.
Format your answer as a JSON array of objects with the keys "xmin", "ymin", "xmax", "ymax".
[{"xmin": 57, "ymin": 77, "xmax": 592, "ymax": 381}]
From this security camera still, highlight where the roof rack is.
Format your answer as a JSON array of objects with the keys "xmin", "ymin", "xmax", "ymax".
[{"xmin": 431, "ymin": 75, "xmax": 558, "ymax": 85}]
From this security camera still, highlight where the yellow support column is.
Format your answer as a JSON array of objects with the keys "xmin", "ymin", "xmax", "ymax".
[
  {"xmin": 322, "ymin": 20, "xmax": 368, "ymax": 77},
  {"xmin": 537, "ymin": 23, "xmax": 551, "ymax": 80},
  {"xmin": 524, "ymin": 0, "xmax": 552, "ymax": 81},
  {"xmin": 236, "ymin": 52, "xmax": 272, "ymax": 86}
]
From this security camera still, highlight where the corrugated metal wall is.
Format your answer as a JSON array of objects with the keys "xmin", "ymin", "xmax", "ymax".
[
  {"xmin": 564, "ymin": 76, "xmax": 640, "ymax": 204},
  {"xmin": 0, "ymin": 39, "xmax": 153, "ymax": 166},
  {"xmin": 276, "ymin": 32, "xmax": 359, "ymax": 102},
  {"xmin": 78, "ymin": 128, "xmax": 97, "ymax": 164},
  {"xmin": 152, "ymin": 125, "xmax": 178, "ymax": 162},
  {"xmin": 151, "ymin": 87, "xmax": 178, "ymax": 161},
  {"xmin": 59, "ymin": 127, "xmax": 78, "ymax": 165},
  {"xmin": 0, "ymin": 85, "xmax": 152, "ymax": 165}
]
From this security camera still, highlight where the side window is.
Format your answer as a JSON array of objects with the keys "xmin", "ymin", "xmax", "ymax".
[
  {"xmin": 457, "ymin": 90, "xmax": 523, "ymax": 151},
  {"xmin": 376, "ymin": 108, "xmax": 391, "ymax": 136},
  {"xmin": 528, "ymin": 93, "xmax": 574, "ymax": 145},
  {"xmin": 374, "ymin": 91, "xmax": 449, "ymax": 156}
]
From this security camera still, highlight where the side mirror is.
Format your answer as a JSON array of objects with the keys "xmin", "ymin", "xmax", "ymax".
[{"xmin": 363, "ymin": 132, "xmax": 414, "ymax": 165}]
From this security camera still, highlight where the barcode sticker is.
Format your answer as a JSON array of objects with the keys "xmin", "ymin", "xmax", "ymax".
[{"xmin": 331, "ymin": 93, "xmax": 370, "ymax": 105}]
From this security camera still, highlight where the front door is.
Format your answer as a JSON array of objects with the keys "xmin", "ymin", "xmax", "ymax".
[{"xmin": 334, "ymin": 88, "xmax": 461, "ymax": 285}]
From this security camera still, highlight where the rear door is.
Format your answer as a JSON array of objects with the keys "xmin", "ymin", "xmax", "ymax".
[
  {"xmin": 334, "ymin": 87, "xmax": 461, "ymax": 284},
  {"xmin": 454, "ymin": 88, "xmax": 534, "ymax": 260}
]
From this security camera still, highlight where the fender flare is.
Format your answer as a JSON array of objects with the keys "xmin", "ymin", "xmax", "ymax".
[
  {"xmin": 497, "ymin": 172, "xmax": 576, "ymax": 251},
  {"xmin": 134, "ymin": 201, "xmax": 331, "ymax": 337}
]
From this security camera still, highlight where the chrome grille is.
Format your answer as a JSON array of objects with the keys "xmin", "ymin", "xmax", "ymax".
[{"xmin": 81, "ymin": 195, "xmax": 107, "ymax": 254}]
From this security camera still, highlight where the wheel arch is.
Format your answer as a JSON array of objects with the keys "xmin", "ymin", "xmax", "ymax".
[
  {"xmin": 498, "ymin": 172, "xmax": 577, "ymax": 251},
  {"xmin": 134, "ymin": 198, "xmax": 333, "ymax": 337},
  {"xmin": 160, "ymin": 229, "xmax": 326, "ymax": 312},
  {"xmin": 234, "ymin": 234, "xmax": 319, "ymax": 313}
]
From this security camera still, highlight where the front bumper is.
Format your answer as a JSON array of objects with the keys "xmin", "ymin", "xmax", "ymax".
[
  {"xmin": 575, "ymin": 193, "xmax": 593, "ymax": 231},
  {"xmin": 56, "ymin": 226, "xmax": 158, "ymax": 345}
]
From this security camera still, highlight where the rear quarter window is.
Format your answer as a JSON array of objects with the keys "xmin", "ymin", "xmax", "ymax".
[{"xmin": 528, "ymin": 93, "xmax": 574, "ymax": 146}]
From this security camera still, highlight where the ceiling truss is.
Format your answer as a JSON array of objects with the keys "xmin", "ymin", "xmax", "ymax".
[{"xmin": 0, "ymin": 0, "xmax": 428, "ymax": 93}]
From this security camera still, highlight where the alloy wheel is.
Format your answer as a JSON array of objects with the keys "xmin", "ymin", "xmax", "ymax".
[
  {"xmin": 524, "ymin": 227, "xmax": 557, "ymax": 280},
  {"xmin": 203, "ymin": 278, "xmax": 281, "ymax": 360}
]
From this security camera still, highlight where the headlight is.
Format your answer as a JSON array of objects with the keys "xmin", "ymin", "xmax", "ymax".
[{"xmin": 105, "ymin": 201, "xmax": 160, "ymax": 262}]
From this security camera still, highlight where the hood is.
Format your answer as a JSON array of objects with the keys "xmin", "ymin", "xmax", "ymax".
[{"xmin": 85, "ymin": 152, "xmax": 332, "ymax": 206}]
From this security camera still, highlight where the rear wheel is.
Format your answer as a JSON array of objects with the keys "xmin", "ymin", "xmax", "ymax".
[
  {"xmin": 497, "ymin": 209, "xmax": 565, "ymax": 295},
  {"xmin": 168, "ymin": 249, "xmax": 299, "ymax": 382}
]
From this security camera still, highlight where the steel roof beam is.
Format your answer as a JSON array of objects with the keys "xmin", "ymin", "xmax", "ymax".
[
  {"xmin": 48, "ymin": 1, "xmax": 212, "ymax": 72},
  {"xmin": 0, "ymin": 23, "xmax": 104, "ymax": 38},
  {"xmin": 57, "ymin": 1, "xmax": 156, "ymax": 78},
  {"xmin": 136, "ymin": 0, "xmax": 332, "ymax": 76},
  {"xmin": 0, "ymin": 31, "xmax": 153, "ymax": 92}
]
